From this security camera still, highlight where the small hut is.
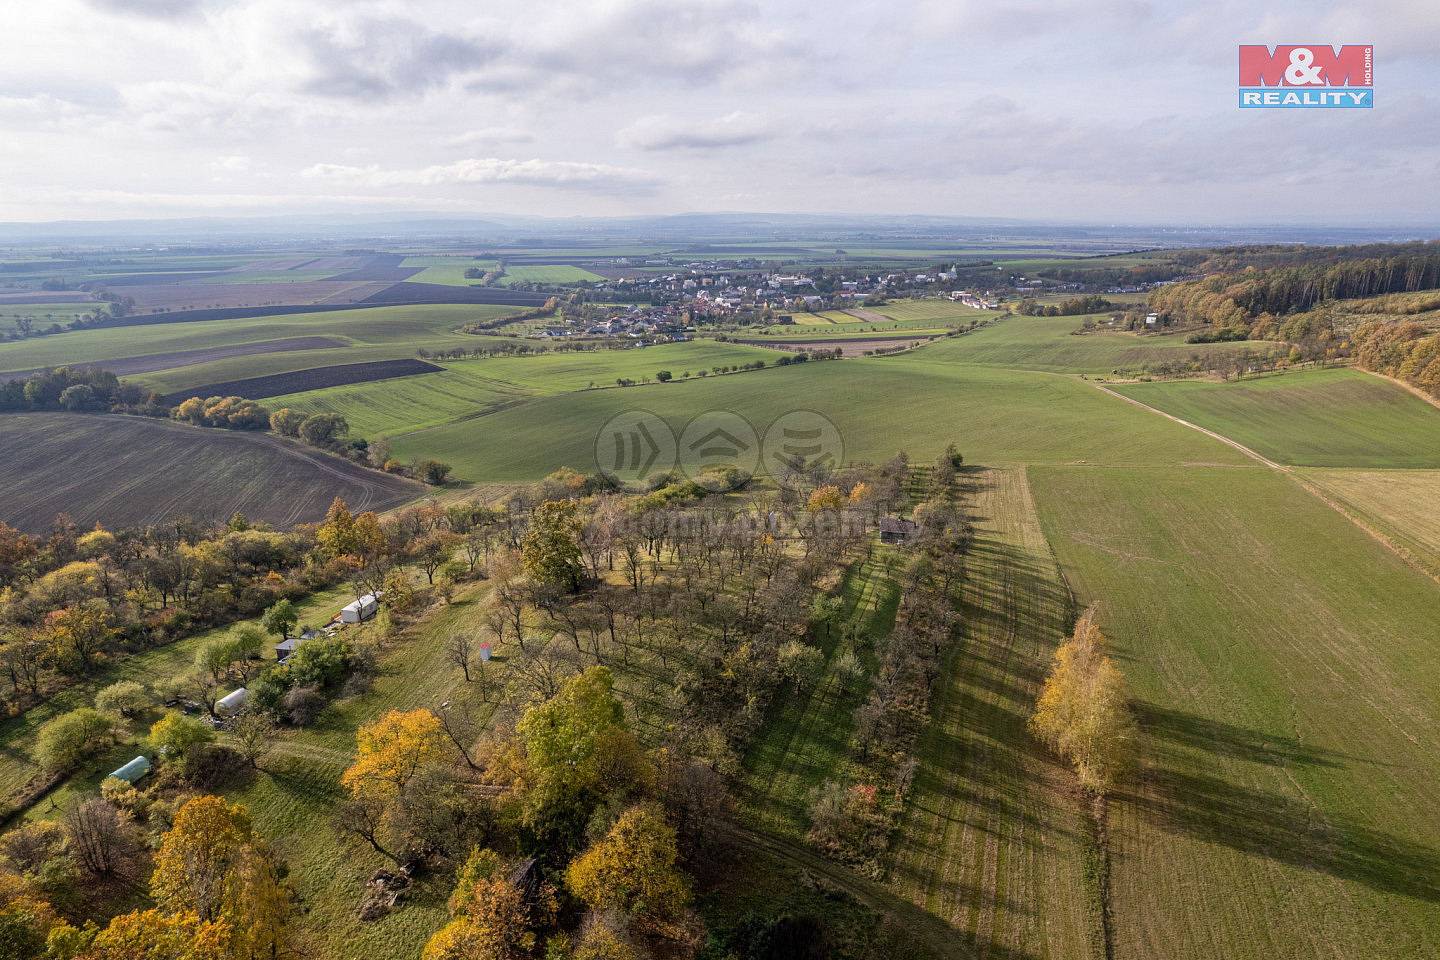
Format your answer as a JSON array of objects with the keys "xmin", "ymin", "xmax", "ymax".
[{"xmin": 880, "ymin": 517, "xmax": 918, "ymax": 545}]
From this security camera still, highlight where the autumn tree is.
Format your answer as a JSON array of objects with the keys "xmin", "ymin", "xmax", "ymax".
[
  {"xmin": 0, "ymin": 868, "xmax": 61, "ymax": 959},
  {"xmin": 74, "ymin": 908, "xmax": 231, "ymax": 960},
  {"xmin": 342, "ymin": 709, "xmax": 447, "ymax": 803},
  {"xmin": 1029, "ymin": 615, "xmax": 1137, "ymax": 794},
  {"xmin": 268, "ymin": 407, "xmax": 306, "ymax": 438},
  {"xmin": 493, "ymin": 667, "xmax": 654, "ymax": 853},
  {"xmin": 564, "ymin": 804, "xmax": 690, "ymax": 921},
  {"xmin": 149, "ymin": 711, "xmax": 215, "ymax": 761},
  {"xmin": 34, "ymin": 707, "xmax": 114, "ymax": 774},
  {"xmin": 423, "ymin": 847, "xmax": 559, "ymax": 960},
  {"xmin": 43, "ymin": 601, "xmax": 116, "ymax": 675},
  {"xmin": 150, "ymin": 795, "xmax": 290, "ymax": 960},
  {"xmin": 521, "ymin": 500, "xmax": 584, "ymax": 592},
  {"xmin": 338, "ymin": 710, "xmax": 448, "ymax": 862}
]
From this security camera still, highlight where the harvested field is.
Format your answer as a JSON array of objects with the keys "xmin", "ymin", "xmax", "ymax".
[
  {"xmin": 0, "ymin": 293, "xmax": 96, "ymax": 305},
  {"xmin": 360, "ymin": 281, "xmax": 551, "ymax": 306},
  {"xmin": 0, "ymin": 336, "xmax": 345, "ymax": 381},
  {"xmin": 325, "ymin": 255, "xmax": 426, "ymax": 283},
  {"xmin": 165, "ymin": 358, "xmax": 443, "ymax": 403},
  {"xmin": 0, "ymin": 413, "xmax": 422, "ymax": 533},
  {"xmin": 96, "ymin": 281, "xmax": 379, "ymax": 314}
]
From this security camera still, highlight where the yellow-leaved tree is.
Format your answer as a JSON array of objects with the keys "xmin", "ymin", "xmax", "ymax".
[
  {"xmin": 74, "ymin": 908, "xmax": 231, "ymax": 960},
  {"xmin": 1029, "ymin": 615, "xmax": 1137, "ymax": 794},
  {"xmin": 564, "ymin": 804, "xmax": 690, "ymax": 922},
  {"xmin": 150, "ymin": 795, "xmax": 291, "ymax": 960},
  {"xmin": 423, "ymin": 847, "xmax": 558, "ymax": 960},
  {"xmin": 341, "ymin": 709, "xmax": 447, "ymax": 804}
]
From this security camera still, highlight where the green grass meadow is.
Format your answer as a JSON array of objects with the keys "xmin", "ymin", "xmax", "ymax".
[
  {"xmin": 392, "ymin": 358, "xmax": 1247, "ymax": 482},
  {"xmin": 1030, "ymin": 463, "xmax": 1440, "ymax": 959},
  {"xmin": 1111, "ymin": 368, "xmax": 1440, "ymax": 467}
]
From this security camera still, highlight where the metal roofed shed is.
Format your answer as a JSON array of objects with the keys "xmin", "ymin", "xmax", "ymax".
[
  {"xmin": 341, "ymin": 593, "xmax": 380, "ymax": 624},
  {"xmin": 215, "ymin": 687, "xmax": 247, "ymax": 716},
  {"xmin": 108, "ymin": 755, "xmax": 151, "ymax": 785}
]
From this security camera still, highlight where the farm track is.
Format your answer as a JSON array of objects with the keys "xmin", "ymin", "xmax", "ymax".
[
  {"xmin": 887, "ymin": 466, "xmax": 1093, "ymax": 960},
  {"xmin": 1095, "ymin": 382, "xmax": 1440, "ymax": 588},
  {"xmin": 723, "ymin": 825, "xmax": 981, "ymax": 960}
]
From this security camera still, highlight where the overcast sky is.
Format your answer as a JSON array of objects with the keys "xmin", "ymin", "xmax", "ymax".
[{"xmin": 1, "ymin": 0, "xmax": 1436, "ymax": 226}]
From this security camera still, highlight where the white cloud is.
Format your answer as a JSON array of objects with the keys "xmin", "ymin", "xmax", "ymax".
[
  {"xmin": 617, "ymin": 112, "xmax": 780, "ymax": 151},
  {"xmin": 301, "ymin": 157, "xmax": 661, "ymax": 192},
  {"xmin": 439, "ymin": 128, "xmax": 535, "ymax": 149}
]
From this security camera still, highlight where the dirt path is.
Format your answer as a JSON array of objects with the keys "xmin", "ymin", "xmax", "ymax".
[
  {"xmin": 1093, "ymin": 382, "xmax": 1440, "ymax": 589},
  {"xmin": 886, "ymin": 465, "xmax": 1097, "ymax": 959}
]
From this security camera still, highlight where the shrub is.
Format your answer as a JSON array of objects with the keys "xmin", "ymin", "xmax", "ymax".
[
  {"xmin": 95, "ymin": 680, "xmax": 149, "ymax": 718},
  {"xmin": 34, "ymin": 708, "xmax": 114, "ymax": 774}
]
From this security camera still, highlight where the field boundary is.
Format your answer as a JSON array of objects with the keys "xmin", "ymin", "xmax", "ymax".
[{"xmin": 1093, "ymin": 381, "xmax": 1440, "ymax": 588}]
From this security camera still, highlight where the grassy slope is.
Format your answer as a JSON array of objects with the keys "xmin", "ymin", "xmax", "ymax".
[
  {"xmin": 1110, "ymin": 368, "xmax": 1440, "ymax": 468},
  {"xmin": 263, "ymin": 341, "xmax": 790, "ymax": 438},
  {"xmin": 0, "ymin": 304, "xmax": 520, "ymax": 378},
  {"xmin": 1, "ymin": 585, "xmax": 357, "ymax": 817},
  {"xmin": 1031, "ymin": 463, "xmax": 1440, "ymax": 959},
  {"xmin": 906, "ymin": 313, "xmax": 1262, "ymax": 374},
  {"xmin": 886, "ymin": 465, "xmax": 1095, "ymax": 960},
  {"xmin": 392, "ymin": 358, "xmax": 1247, "ymax": 482}
]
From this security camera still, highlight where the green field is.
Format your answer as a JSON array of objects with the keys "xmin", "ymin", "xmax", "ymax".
[
  {"xmin": 399, "ymin": 256, "xmax": 497, "ymax": 286},
  {"xmin": 265, "ymin": 341, "xmax": 788, "ymax": 437},
  {"xmin": 391, "ymin": 359, "xmax": 1248, "ymax": 482},
  {"xmin": 1031, "ymin": 463, "xmax": 1440, "ymax": 959},
  {"xmin": 0, "ymin": 304, "xmax": 522, "ymax": 383},
  {"xmin": 904, "ymin": 313, "xmax": 1264, "ymax": 374},
  {"xmin": 1111, "ymin": 368, "xmax": 1440, "ymax": 468},
  {"xmin": 497, "ymin": 264, "xmax": 605, "ymax": 285}
]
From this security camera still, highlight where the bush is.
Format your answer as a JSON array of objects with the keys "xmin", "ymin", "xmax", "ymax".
[
  {"xmin": 148, "ymin": 711, "xmax": 214, "ymax": 761},
  {"xmin": 284, "ymin": 684, "xmax": 327, "ymax": 726},
  {"xmin": 94, "ymin": 679, "xmax": 148, "ymax": 717},
  {"xmin": 34, "ymin": 708, "xmax": 114, "ymax": 774}
]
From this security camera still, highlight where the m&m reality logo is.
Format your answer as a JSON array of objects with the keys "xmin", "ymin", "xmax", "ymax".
[{"xmin": 1238, "ymin": 45, "xmax": 1372, "ymax": 108}]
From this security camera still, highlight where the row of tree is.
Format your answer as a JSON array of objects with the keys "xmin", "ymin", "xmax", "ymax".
[{"xmin": 1145, "ymin": 246, "xmax": 1440, "ymax": 341}]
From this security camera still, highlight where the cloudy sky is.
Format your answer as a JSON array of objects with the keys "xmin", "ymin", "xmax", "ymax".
[{"xmin": 1, "ymin": 0, "xmax": 1436, "ymax": 225}]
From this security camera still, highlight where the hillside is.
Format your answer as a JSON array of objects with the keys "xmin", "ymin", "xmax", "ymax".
[{"xmin": 0, "ymin": 413, "xmax": 422, "ymax": 533}]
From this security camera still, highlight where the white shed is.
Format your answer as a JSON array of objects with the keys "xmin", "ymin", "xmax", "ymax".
[
  {"xmin": 215, "ymin": 687, "xmax": 248, "ymax": 716},
  {"xmin": 341, "ymin": 593, "xmax": 380, "ymax": 624}
]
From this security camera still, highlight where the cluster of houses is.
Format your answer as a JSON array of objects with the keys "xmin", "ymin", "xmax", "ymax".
[{"xmin": 101, "ymin": 592, "xmax": 382, "ymax": 790}]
